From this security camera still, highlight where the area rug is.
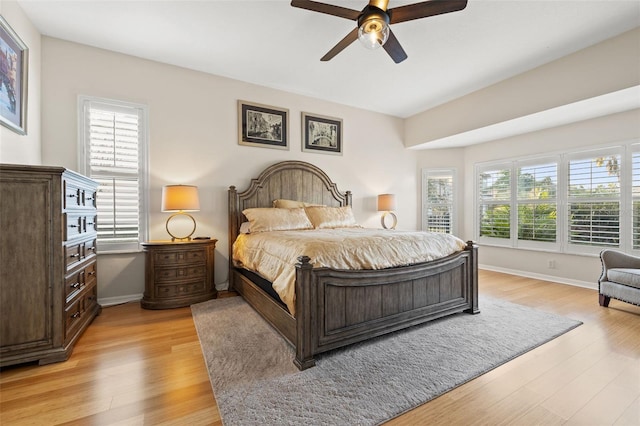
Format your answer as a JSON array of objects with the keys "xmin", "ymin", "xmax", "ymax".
[{"xmin": 191, "ymin": 295, "xmax": 581, "ymax": 425}]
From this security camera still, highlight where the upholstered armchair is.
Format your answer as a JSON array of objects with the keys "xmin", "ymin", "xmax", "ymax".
[{"xmin": 598, "ymin": 250, "xmax": 640, "ymax": 307}]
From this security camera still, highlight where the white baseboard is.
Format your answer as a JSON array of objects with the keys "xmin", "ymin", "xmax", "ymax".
[
  {"xmin": 98, "ymin": 294, "xmax": 143, "ymax": 307},
  {"xmin": 479, "ymin": 264, "xmax": 597, "ymax": 291}
]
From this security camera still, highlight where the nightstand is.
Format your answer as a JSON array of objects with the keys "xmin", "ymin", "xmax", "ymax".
[{"xmin": 141, "ymin": 239, "xmax": 217, "ymax": 309}]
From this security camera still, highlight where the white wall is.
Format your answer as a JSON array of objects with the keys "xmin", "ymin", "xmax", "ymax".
[
  {"xmin": 406, "ymin": 27, "xmax": 640, "ymax": 147},
  {"xmin": 0, "ymin": 0, "xmax": 41, "ymax": 164},
  {"xmin": 413, "ymin": 27, "xmax": 640, "ymax": 289},
  {"xmin": 40, "ymin": 37, "xmax": 416, "ymax": 302}
]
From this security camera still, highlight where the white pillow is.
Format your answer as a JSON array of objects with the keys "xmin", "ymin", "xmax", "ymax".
[{"xmin": 242, "ymin": 207, "xmax": 313, "ymax": 233}]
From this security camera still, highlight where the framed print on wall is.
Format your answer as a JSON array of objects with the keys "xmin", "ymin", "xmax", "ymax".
[
  {"xmin": 238, "ymin": 100, "xmax": 289, "ymax": 150},
  {"xmin": 301, "ymin": 112, "xmax": 342, "ymax": 155},
  {"xmin": 0, "ymin": 16, "xmax": 28, "ymax": 135}
]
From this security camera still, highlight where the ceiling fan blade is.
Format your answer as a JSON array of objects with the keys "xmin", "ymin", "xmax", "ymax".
[
  {"xmin": 291, "ymin": 0, "xmax": 360, "ymax": 20},
  {"xmin": 321, "ymin": 27, "xmax": 359, "ymax": 61},
  {"xmin": 383, "ymin": 29, "xmax": 408, "ymax": 63},
  {"xmin": 388, "ymin": 0, "xmax": 468, "ymax": 24}
]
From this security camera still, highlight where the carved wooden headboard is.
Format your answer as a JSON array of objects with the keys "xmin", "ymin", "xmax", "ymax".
[{"xmin": 228, "ymin": 160, "xmax": 352, "ymax": 268}]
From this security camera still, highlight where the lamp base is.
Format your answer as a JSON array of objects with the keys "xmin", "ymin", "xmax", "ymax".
[
  {"xmin": 381, "ymin": 211, "xmax": 397, "ymax": 230},
  {"xmin": 166, "ymin": 212, "xmax": 197, "ymax": 241}
]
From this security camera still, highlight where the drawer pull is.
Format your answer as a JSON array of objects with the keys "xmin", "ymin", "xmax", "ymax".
[
  {"xmin": 69, "ymin": 253, "xmax": 80, "ymax": 258},
  {"xmin": 87, "ymin": 246, "xmax": 96, "ymax": 252},
  {"xmin": 71, "ymin": 282, "xmax": 81, "ymax": 289},
  {"xmin": 88, "ymin": 271, "xmax": 96, "ymax": 276},
  {"xmin": 69, "ymin": 224, "xmax": 79, "ymax": 228},
  {"xmin": 71, "ymin": 312, "xmax": 80, "ymax": 319}
]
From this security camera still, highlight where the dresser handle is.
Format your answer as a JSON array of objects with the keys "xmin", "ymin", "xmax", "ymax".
[
  {"xmin": 71, "ymin": 282, "xmax": 81, "ymax": 289},
  {"xmin": 71, "ymin": 312, "xmax": 80, "ymax": 319},
  {"xmin": 87, "ymin": 246, "xmax": 96, "ymax": 251},
  {"xmin": 88, "ymin": 271, "xmax": 96, "ymax": 276},
  {"xmin": 69, "ymin": 253, "xmax": 80, "ymax": 258}
]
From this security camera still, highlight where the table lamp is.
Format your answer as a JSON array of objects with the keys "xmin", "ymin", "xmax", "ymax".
[
  {"xmin": 377, "ymin": 193, "xmax": 397, "ymax": 229},
  {"xmin": 161, "ymin": 184, "xmax": 200, "ymax": 241}
]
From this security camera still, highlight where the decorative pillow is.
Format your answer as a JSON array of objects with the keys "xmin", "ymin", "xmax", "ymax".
[
  {"xmin": 272, "ymin": 199, "xmax": 306, "ymax": 208},
  {"xmin": 304, "ymin": 206, "xmax": 359, "ymax": 229},
  {"xmin": 272, "ymin": 199, "xmax": 324, "ymax": 209},
  {"xmin": 239, "ymin": 221, "xmax": 251, "ymax": 234},
  {"xmin": 242, "ymin": 207, "xmax": 313, "ymax": 233}
]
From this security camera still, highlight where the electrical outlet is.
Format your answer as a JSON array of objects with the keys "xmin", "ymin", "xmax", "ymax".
[{"xmin": 548, "ymin": 260, "xmax": 556, "ymax": 269}]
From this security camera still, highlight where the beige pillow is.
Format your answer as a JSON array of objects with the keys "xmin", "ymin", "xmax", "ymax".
[
  {"xmin": 242, "ymin": 207, "xmax": 313, "ymax": 233},
  {"xmin": 304, "ymin": 206, "xmax": 359, "ymax": 229},
  {"xmin": 272, "ymin": 198, "xmax": 324, "ymax": 209},
  {"xmin": 272, "ymin": 199, "xmax": 306, "ymax": 208}
]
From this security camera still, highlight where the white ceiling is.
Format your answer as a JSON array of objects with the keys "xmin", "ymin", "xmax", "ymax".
[{"xmin": 16, "ymin": 0, "xmax": 640, "ymax": 118}]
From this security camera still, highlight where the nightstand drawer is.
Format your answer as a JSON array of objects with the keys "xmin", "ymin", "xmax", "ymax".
[
  {"xmin": 153, "ymin": 249, "xmax": 205, "ymax": 265},
  {"xmin": 154, "ymin": 265, "xmax": 205, "ymax": 282},
  {"xmin": 156, "ymin": 281, "xmax": 206, "ymax": 299}
]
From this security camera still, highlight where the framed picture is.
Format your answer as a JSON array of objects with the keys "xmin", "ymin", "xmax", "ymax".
[
  {"xmin": 238, "ymin": 100, "xmax": 288, "ymax": 150},
  {"xmin": 0, "ymin": 16, "xmax": 28, "ymax": 135},
  {"xmin": 301, "ymin": 112, "xmax": 342, "ymax": 155}
]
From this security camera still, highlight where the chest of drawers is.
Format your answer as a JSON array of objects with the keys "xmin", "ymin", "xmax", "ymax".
[
  {"xmin": 141, "ymin": 239, "xmax": 217, "ymax": 309},
  {"xmin": 0, "ymin": 164, "xmax": 100, "ymax": 366}
]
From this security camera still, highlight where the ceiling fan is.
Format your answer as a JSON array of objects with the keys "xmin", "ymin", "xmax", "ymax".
[{"xmin": 290, "ymin": 0, "xmax": 468, "ymax": 63}]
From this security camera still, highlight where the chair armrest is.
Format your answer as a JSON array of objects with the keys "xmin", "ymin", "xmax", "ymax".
[{"xmin": 599, "ymin": 249, "xmax": 640, "ymax": 283}]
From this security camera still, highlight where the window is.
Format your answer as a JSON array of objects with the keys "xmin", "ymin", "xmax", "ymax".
[
  {"xmin": 517, "ymin": 161, "xmax": 557, "ymax": 245},
  {"xmin": 422, "ymin": 169, "xmax": 455, "ymax": 234},
  {"xmin": 78, "ymin": 96, "xmax": 149, "ymax": 252},
  {"xmin": 476, "ymin": 144, "xmax": 636, "ymax": 255},
  {"xmin": 478, "ymin": 166, "xmax": 511, "ymax": 241},
  {"xmin": 567, "ymin": 151, "xmax": 620, "ymax": 250}
]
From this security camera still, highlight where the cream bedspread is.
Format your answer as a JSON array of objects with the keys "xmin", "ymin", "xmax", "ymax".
[{"xmin": 232, "ymin": 228, "xmax": 467, "ymax": 316}]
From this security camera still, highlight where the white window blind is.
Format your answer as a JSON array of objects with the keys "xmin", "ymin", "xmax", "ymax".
[
  {"xmin": 567, "ymin": 153, "xmax": 620, "ymax": 249},
  {"xmin": 79, "ymin": 97, "xmax": 148, "ymax": 252},
  {"xmin": 517, "ymin": 162, "xmax": 557, "ymax": 243},
  {"xmin": 422, "ymin": 169, "xmax": 455, "ymax": 234},
  {"xmin": 633, "ymin": 148, "xmax": 640, "ymax": 250},
  {"xmin": 478, "ymin": 167, "xmax": 511, "ymax": 240}
]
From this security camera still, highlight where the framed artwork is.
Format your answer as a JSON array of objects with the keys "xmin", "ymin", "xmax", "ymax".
[
  {"xmin": 238, "ymin": 100, "xmax": 289, "ymax": 150},
  {"xmin": 301, "ymin": 112, "xmax": 342, "ymax": 155},
  {"xmin": 0, "ymin": 16, "xmax": 28, "ymax": 135}
]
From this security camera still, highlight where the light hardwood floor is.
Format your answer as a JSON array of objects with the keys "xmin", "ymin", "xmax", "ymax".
[{"xmin": 1, "ymin": 270, "xmax": 639, "ymax": 425}]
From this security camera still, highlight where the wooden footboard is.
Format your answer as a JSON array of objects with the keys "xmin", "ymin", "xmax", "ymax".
[{"xmin": 293, "ymin": 241, "xmax": 479, "ymax": 370}]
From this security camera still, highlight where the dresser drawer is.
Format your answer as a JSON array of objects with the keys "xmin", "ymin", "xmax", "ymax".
[
  {"xmin": 64, "ymin": 213, "xmax": 97, "ymax": 241},
  {"xmin": 63, "ymin": 178, "xmax": 97, "ymax": 210},
  {"xmin": 153, "ymin": 249, "xmax": 205, "ymax": 266},
  {"xmin": 65, "ymin": 261, "xmax": 97, "ymax": 302},
  {"xmin": 65, "ymin": 239, "xmax": 97, "ymax": 272},
  {"xmin": 65, "ymin": 284, "xmax": 98, "ymax": 339}
]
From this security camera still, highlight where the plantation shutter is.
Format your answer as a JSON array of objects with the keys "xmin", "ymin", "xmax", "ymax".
[
  {"xmin": 423, "ymin": 170, "xmax": 455, "ymax": 234},
  {"xmin": 567, "ymin": 153, "xmax": 620, "ymax": 248},
  {"xmin": 478, "ymin": 167, "xmax": 511, "ymax": 240},
  {"xmin": 516, "ymin": 162, "xmax": 557, "ymax": 243},
  {"xmin": 633, "ymin": 147, "xmax": 640, "ymax": 250},
  {"xmin": 80, "ymin": 97, "xmax": 147, "ymax": 252}
]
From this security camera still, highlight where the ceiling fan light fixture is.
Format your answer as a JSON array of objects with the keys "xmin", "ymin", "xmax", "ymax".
[{"xmin": 358, "ymin": 17, "xmax": 389, "ymax": 50}]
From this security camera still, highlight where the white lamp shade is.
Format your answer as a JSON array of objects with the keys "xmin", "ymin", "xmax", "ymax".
[
  {"xmin": 161, "ymin": 185, "xmax": 200, "ymax": 212},
  {"xmin": 377, "ymin": 194, "xmax": 396, "ymax": 211}
]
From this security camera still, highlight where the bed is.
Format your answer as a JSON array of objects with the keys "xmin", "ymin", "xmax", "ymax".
[{"xmin": 228, "ymin": 160, "xmax": 479, "ymax": 370}]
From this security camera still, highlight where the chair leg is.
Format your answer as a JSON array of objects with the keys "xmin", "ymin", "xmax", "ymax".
[{"xmin": 599, "ymin": 294, "xmax": 611, "ymax": 307}]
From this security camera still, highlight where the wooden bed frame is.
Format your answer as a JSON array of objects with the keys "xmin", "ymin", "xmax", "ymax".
[{"xmin": 228, "ymin": 160, "xmax": 479, "ymax": 370}]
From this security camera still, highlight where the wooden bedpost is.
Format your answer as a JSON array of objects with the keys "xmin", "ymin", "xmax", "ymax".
[
  {"xmin": 294, "ymin": 255, "xmax": 316, "ymax": 370},
  {"xmin": 465, "ymin": 240, "xmax": 480, "ymax": 314},
  {"xmin": 228, "ymin": 185, "xmax": 238, "ymax": 291}
]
